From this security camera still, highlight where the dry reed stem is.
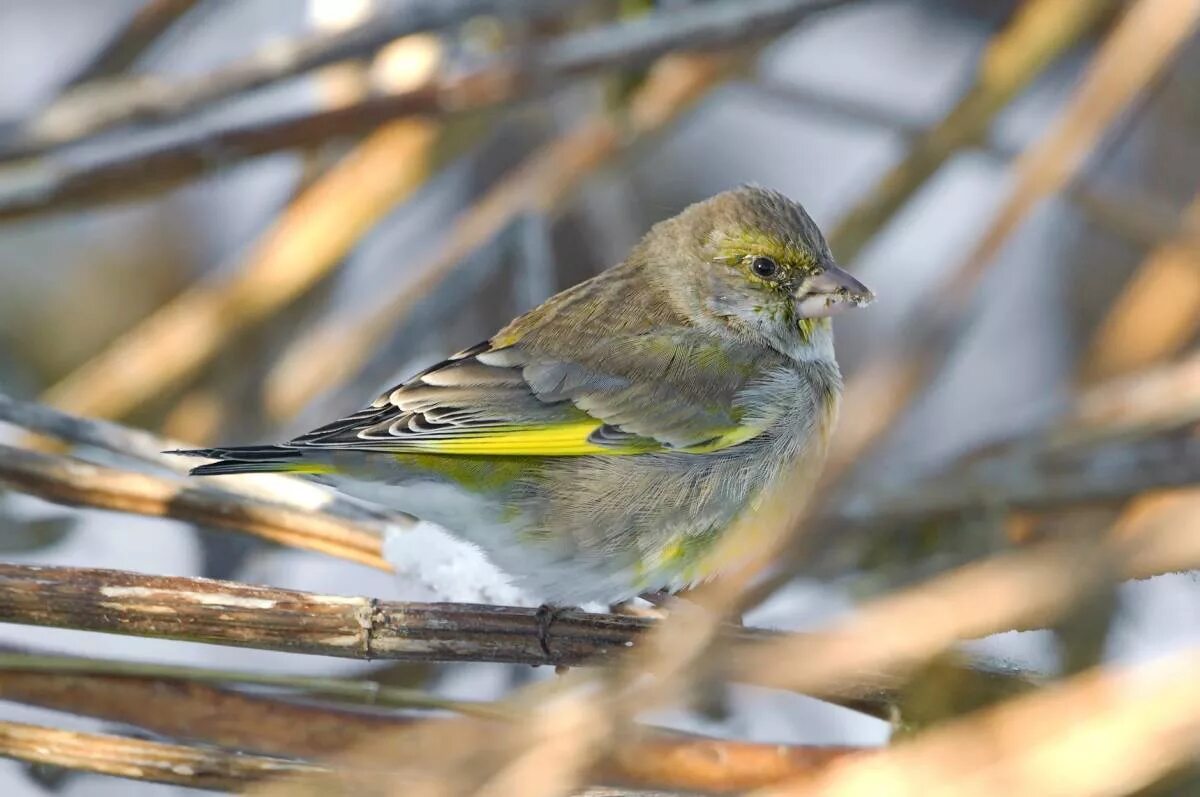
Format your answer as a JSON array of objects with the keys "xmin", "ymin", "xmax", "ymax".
[
  {"xmin": 828, "ymin": 0, "xmax": 1118, "ymax": 262},
  {"xmin": 1081, "ymin": 191, "xmax": 1200, "ymax": 383},
  {"xmin": 829, "ymin": 0, "xmax": 1200, "ymax": 479},
  {"xmin": 0, "ymin": 656, "xmax": 866, "ymax": 792},
  {"xmin": 752, "ymin": 650, "xmax": 1200, "ymax": 797},
  {"xmin": 0, "ymin": 667, "xmax": 407, "ymax": 758},
  {"xmin": 0, "ymin": 444, "xmax": 390, "ymax": 570},
  {"xmin": 738, "ymin": 514, "xmax": 1200, "ymax": 699},
  {"xmin": 264, "ymin": 51, "xmax": 732, "ymax": 420},
  {"xmin": 58, "ymin": 0, "xmax": 200, "ymax": 89},
  {"xmin": 0, "ymin": 721, "xmax": 329, "ymax": 791},
  {"xmin": 835, "ymin": 432, "xmax": 1200, "ymax": 529}
]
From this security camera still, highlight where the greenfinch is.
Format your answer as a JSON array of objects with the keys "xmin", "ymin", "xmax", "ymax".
[{"xmin": 177, "ymin": 187, "xmax": 873, "ymax": 603}]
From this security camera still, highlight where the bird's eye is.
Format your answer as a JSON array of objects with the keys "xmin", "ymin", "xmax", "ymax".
[{"xmin": 751, "ymin": 256, "xmax": 779, "ymax": 278}]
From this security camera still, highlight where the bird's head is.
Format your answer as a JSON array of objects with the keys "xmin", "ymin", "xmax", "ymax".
[{"xmin": 641, "ymin": 186, "xmax": 874, "ymax": 357}]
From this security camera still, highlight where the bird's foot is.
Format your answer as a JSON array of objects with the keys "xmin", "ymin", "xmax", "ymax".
[{"xmin": 534, "ymin": 603, "xmax": 576, "ymax": 667}]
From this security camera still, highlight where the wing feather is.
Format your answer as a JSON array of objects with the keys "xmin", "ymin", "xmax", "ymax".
[{"xmin": 285, "ymin": 325, "xmax": 784, "ymax": 456}]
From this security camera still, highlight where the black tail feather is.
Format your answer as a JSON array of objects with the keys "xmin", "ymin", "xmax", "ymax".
[{"xmin": 166, "ymin": 445, "xmax": 301, "ymax": 476}]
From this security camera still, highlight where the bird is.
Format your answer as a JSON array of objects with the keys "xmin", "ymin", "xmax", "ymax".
[{"xmin": 175, "ymin": 186, "xmax": 874, "ymax": 605}]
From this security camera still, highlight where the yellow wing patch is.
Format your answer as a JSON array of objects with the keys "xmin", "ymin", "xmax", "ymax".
[
  {"xmin": 389, "ymin": 419, "xmax": 766, "ymax": 457},
  {"xmin": 417, "ymin": 420, "xmax": 627, "ymax": 456}
]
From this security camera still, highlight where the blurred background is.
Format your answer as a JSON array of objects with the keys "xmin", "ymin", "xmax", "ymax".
[{"xmin": 0, "ymin": 0, "xmax": 1199, "ymax": 794}]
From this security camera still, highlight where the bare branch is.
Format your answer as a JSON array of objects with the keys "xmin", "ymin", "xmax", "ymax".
[
  {"xmin": 1, "ymin": 0, "xmax": 568, "ymax": 159},
  {"xmin": 835, "ymin": 433, "xmax": 1200, "ymax": 530},
  {"xmin": 752, "ymin": 651, "xmax": 1200, "ymax": 797},
  {"xmin": 0, "ymin": 444, "xmax": 390, "ymax": 570},
  {"xmin": 0, "ymin": 721, "xmax": 326, "ymax": 791},
  {"xmin": 827, "ymin": 0, "xmax": 1200, "ymax": 483},
  {"xmin": 0, "ymin": 722, "xmax": 692, "ymax": 795},
  {"xmin": 0, "ymin": 0, "xmax": 855, "ymax": 220},
  {"xmin": 737, "ymin": 517, "xmax": 1200, "ymax": 700},
  {"xmin": 0, "ymin": 660, "xmax": 410, "ymax": 759},
  {"xmin": 827, "ymin": 0, "xmax": 1120, "ymax": 263},
  {"xmin": 0, "ymin": 391, "xmax": 396, "ymax": 526},
  {"xmin": 0, "ymin": 563, "xmax": 1038, "ymax": 719},
  {"xmin": 0, "ymin": 651, "xmax": 495, "ymax": 717},
  {"xmin": 1082, "ymin": 190, "xmax": 1200, "ymax": 383},
  {"xmin": 59, "ymin": 0, "xmax": 201, "ymax": 89},
  {"xmin": 0, "ymin": 649, "xmax": 867, "ymax": 792}
]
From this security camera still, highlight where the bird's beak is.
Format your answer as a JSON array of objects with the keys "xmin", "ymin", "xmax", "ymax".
[{"xmin": 794, "ymin": 262, "xmax": 875, "ymax": 318}]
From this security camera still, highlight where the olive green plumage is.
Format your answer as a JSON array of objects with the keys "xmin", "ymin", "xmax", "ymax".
[{"xmin": 176, "ymin": 186, "xmax": 874, "ymax": 603}]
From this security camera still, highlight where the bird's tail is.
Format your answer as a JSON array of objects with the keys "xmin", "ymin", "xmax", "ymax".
[{"xmin": 168, "ymin": 445, "xmax": 325, "ymax": 476}]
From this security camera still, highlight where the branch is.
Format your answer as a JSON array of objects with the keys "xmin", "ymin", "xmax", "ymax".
[
  {"xmin": 0, "ymin": 651, "xmax": 494, "ymax": 718},
  {"xmin": 0, "ymin": 443, "xmax": 390, "ymax": 570},
  {"xmin": 827, "ymin": 0, "xmax": 1119, "ymax": 262},
  {"xmin": 0, "ymin": 659, "xmax": 410, "ymax": 759},
  {"xmin": 834, "ymin": 433, "xmax": 1200, "ymax": 530},
  {"xmin": 0, "ymin": 0, "xmax": 566, "ymax": 159},
  {"xmin": 737, "ymin": 515, "xmax": 1200, "ymax": 701},
  {"xmin": 0, "ymin": 563, "xmax": 1037, "ymax": 720},
  {"xmin": 58, "ymin": 0, "xmax": 201, "ymax": 89},
  {"xmin": 752, "ymin": 650, "xmax": 1200, "ymax": 797},
  {"xmin": 826, "ymin": 0, "xmax": 1200, "ymax": 482},
  {"xmin": 0, "ymin": 649, "xmax": 866, "ymax": 792},
  {"xmin": 1081, "ymin": 189, "xmax": 1200, "ymax": 383},
  {"xmin": 0, "ymin": 722, "xmax": 324, "ymax": 791},
  {"xmin": 0, "ymin": 0, "xmax": 854, "ymax": 220},
  {"xmin": 0, "ymin": 391, "xmax": 396, "ymax": 527}
]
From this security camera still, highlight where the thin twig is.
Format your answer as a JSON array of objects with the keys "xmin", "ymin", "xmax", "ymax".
[
  {"xmin": 0, "ymin": 661, "xmax": 410, "ymax": 759},
  {"xmin": 0, "ymin": 721, "xmax": 325, "ymax": 791},
  {"xmin": 0, "ymin": 652, "xmax": 497, "ymax": 718},
  {"xmin": 0, "ymin": 444, "xmax": 390, "ymax": 570},
  {"xmin": 0, "ymin": 0, "xmax": 855, "ymax": 220},
  {"xmin": 0, "ymin": 0, "xmax": 568, "ymax": 159},
  {"xmin": 0, "ymin": 391, "xmax": 393, "ymax": 526},
  {"xmin": 59, "ymin": 0, "xmax": 200, "ymax": 89}
]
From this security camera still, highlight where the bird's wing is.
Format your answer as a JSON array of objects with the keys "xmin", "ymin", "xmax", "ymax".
[{"xmin": 289, "ymin": 333, "xmax": 779, "ymax": 456}]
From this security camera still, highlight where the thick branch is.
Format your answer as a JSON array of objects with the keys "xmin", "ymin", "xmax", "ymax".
[
  {"xmin": 0, "ymin": 564, "xmax": 1037, "ymax": 720},
  {"xmin": 0, "ymin": 0, "xmax": 853, "ymax": 220},
  {"xmin": 0, "ymin": 444, "xmax": 390, "ymax": 570}
]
